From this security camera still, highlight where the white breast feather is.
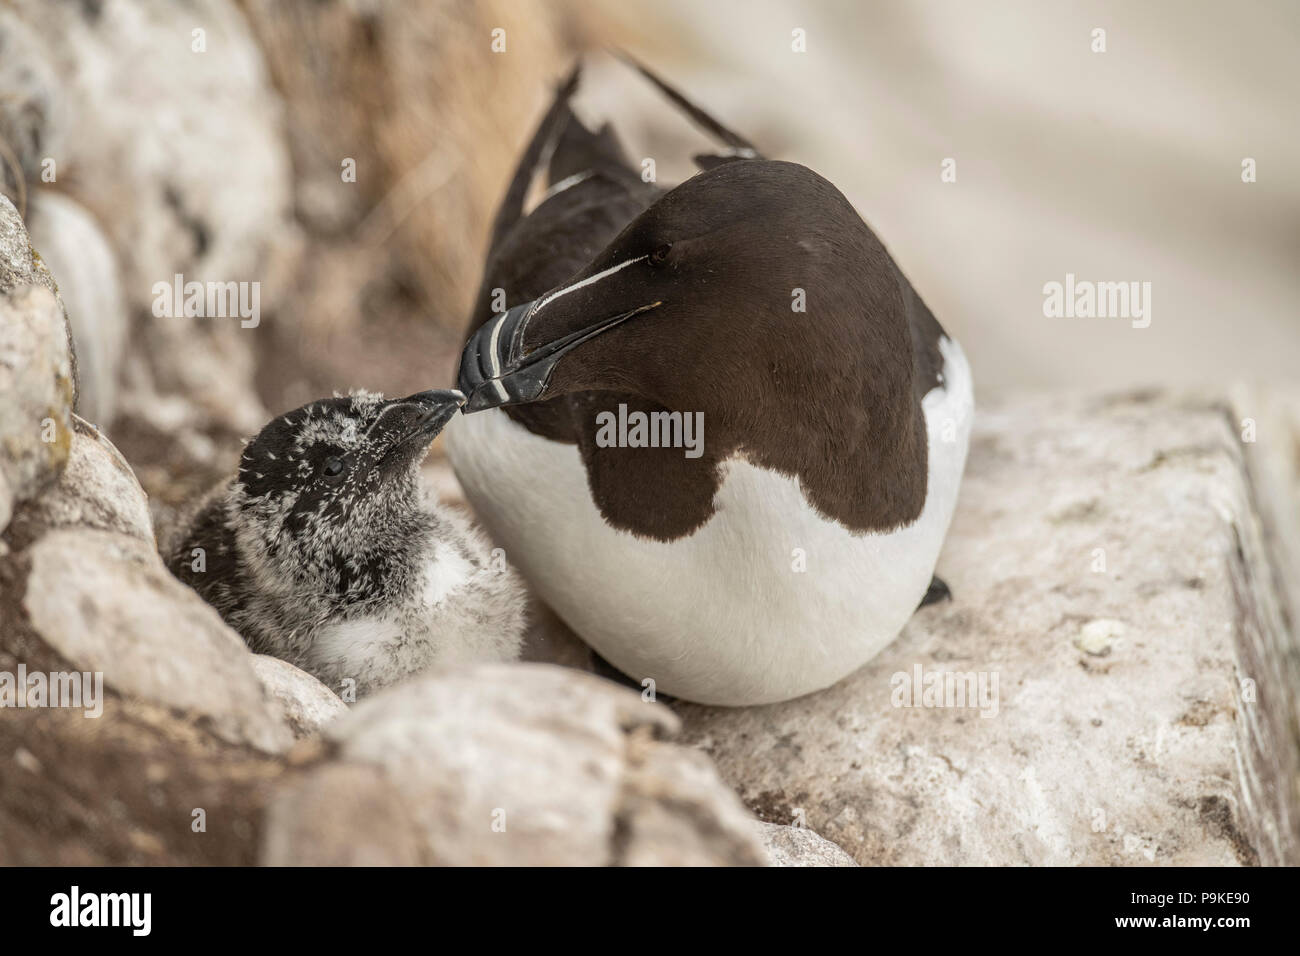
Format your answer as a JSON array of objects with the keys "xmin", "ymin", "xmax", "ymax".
[{"xmin": 446, "ymin": 337, "xmax": 973, "ymax": 705}]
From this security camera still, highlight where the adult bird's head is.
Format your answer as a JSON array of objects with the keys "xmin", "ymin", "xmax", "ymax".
[{"xmin": 457, "ymin": 159, "xmax": 907, "ymax": 421}]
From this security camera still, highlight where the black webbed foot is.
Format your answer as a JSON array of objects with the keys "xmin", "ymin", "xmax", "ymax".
[
  {"xmin": 918, "ymin": 575, "xmax": 952, "ymax": 609},
  {"xmin": 590, "ymin": 650, "xmax": 675, "ymax": 703}
]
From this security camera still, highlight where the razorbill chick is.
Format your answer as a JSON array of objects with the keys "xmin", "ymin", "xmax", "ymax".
[
  {"xmin": 447, "ymin": 61, "xmax": 973, "ymax": 707},
  {"xmin": 165, "ymin": 389, "xmax": 526, "ymax": 697}
]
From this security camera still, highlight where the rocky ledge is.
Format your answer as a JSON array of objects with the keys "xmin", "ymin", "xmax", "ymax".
[
  {"xmin": 3, "ymin": 186, "xmax": 1298, "ymax": 864},
  {"xmin": 672, "ymin": 391, "xmax": 1300, "ymax": 866}
]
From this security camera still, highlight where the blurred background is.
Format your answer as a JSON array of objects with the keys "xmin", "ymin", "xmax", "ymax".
[
  {"xmin": 588, "ymin": 0, "xmax": 1300, "ymax": 391},
  {"xmin": 0, "ymin": 0, "xmax": 1296, "ymax": 525}
]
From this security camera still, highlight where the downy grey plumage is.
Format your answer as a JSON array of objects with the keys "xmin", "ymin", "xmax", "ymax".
[{"xmin": 165, "ymin": 388, "xmax": 525, "ymax": 697}]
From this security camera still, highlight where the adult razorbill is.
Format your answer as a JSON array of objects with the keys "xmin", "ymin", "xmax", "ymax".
[{"xmin": 448, "ymin": 62, "xmax": 973, "ymax": 706}]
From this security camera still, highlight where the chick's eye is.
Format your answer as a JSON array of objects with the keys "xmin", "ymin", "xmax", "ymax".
[
  {"xmin": 649, "ymin": 242, "xmax": 672, "ymax": 266},
  {"xmin": 322, "ymin": 457, "xmax": 346, "ymax": 480}
]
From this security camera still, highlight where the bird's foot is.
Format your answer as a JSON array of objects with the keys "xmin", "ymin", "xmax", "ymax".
[
  {"xmin": 918, "ymin": 575, "xmax": 952, "ymax": 610},
  {"xmin": 589, "ymin": 650, "xmax": 676, "ymax": 704}
]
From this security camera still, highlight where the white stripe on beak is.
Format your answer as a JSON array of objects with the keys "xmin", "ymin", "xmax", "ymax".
[
  {"xmin": 486, "ymin": 309, "xmax": 508, "ymax": 378},
  {"xmin": 529, "ymin": 255, "xmax": 649, "ymax": 320}
]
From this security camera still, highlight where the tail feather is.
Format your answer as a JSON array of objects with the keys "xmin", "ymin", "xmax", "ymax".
[
  {"xmin": 614, "ymin": 50, "xmax": 761, "ymax": 158},
  {"xmin": 485, "ymin": 63, "xmax": 582, "ymax": 260},
  {"xmin": 547, "ymin": 116, "xmax": 630, "ymax": 186}
]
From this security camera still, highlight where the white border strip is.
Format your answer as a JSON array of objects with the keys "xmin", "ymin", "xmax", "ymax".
[{"xmin": 530, "ymin": 255, "xmax": 648, "ymax": 317}]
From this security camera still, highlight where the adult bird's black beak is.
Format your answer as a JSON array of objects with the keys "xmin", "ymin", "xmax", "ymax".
[{"xmin": 457, "ymin": 297, "xmax": 659, "ymax": 413}]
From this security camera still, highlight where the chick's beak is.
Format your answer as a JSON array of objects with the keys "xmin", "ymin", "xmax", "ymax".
[{"xmin": 382, "ymin": 388, "xmax": 466, "ymax": 448}]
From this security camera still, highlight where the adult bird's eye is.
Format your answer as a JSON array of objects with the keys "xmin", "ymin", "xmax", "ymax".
[
  {"xmin": 322, "ymin": 457, "xmax": 346, "ymax": 480},
  {"xmin": 649, "ymin": 242, "xmax": 672, "ymax": 266}
]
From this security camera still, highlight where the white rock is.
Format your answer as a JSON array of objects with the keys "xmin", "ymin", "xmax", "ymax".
[
  {"xmin": 26, "ymin": 193, "xmax": 127, "ymax": 426},
  {"xmin": 0, "ymin": 273, "xmax": 73, "ymax": 534},
  {"xmin": 23, "ymin": 528, "xmax": 291, "ymax": 754},
  {"xmin": 756, "ymin": 823, "xmax": 858, "ymax": 867},
  {"xmin": 263, "ymin": 664, "xmax": 766, "ymax": 866},
  {"xmin": 12, "ymin": 416, "xmax": 151, "ymax": 542},
  {"xmin": 1075, "ymin": 618, "xmax": 1125, "ymax": 656},
  {"xmin": 6, "ymin": 0, "xmax": 293, "ymax": 304},
  {"xmin": 260, "ymin": 764, "xmax": 426, "ymax": 867},
  {"xmin": 2, "ymin": 0, "xmax": 296, "ymax": 441},
  {"xmin": 676, "ymin": 393, "xmax": 1291, "ymax": 866},
  {"xmin": 613, "ymin": 737, "xmax": 771, "ymax": 867},
  {"xmin": 251, "ymin": 654, "xmax": 348, "ymax": 740}
]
